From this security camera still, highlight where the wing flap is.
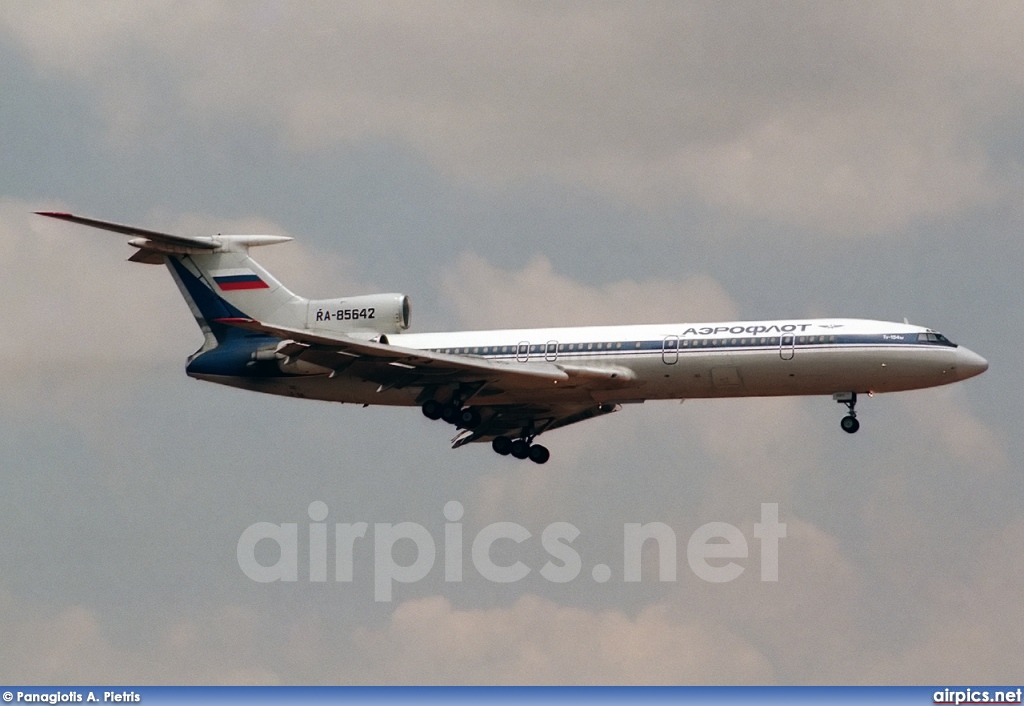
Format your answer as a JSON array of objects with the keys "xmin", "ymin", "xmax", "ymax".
[
  {"xmin": 451, "ymin": 401, "xmax": 621, "ymax": 447},
  {"xmin": 556, "ymin": 363, "xmax": 637, "ymax": 385}
]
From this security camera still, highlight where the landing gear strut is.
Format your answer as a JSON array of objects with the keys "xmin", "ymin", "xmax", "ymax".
[
  {"xmin": 835, "ymin": 392, "xmax": 861, "ymax": 434},
  {"xmin": 492, "ymin": 435, "xmax": 550, "ymax": 464}
]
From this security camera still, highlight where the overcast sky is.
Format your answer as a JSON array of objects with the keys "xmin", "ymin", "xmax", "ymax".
[{"xmin": 0, "ymin": 0, "xmax": 1021, "ymax": 684}]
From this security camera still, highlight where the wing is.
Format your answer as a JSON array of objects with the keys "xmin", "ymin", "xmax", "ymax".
[
  {"xmin": 215, "ymin": 317, "xmax": 636, "ymax": 445},
  {"xmin": 216, "ymin": 316, "xmax": 574, "ymax": 389}
]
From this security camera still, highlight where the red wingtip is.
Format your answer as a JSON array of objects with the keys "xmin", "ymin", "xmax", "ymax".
[
  {"xmin": 35, "ymin": 211, "xmax": 74, "ymax": 218},
  {"xmin": 214, "ymin": 317, "xmax": 257, "ymax": 324}
]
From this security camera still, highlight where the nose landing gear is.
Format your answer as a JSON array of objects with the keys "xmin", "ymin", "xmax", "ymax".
[{"xmin": 835, "ymin": 392, "xmax": 861, "ymax": 434}]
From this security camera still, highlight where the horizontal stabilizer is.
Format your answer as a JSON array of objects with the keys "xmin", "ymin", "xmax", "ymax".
[
  {"xmin": 36, "ymin": 212, "xmax": 218, "ymax": 249},
  {"xmin": 35, "ymin": 212, "xmax": 294, "ymax": 254},
  {"xmin": 127, "ymin": 248, "xmax": 165, "ymax": 265}
]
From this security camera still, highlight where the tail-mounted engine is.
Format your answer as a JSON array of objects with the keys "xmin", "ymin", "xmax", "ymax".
[{"xmin": 306, "ymin": 293, "xmax": 411, "ymax": 334}]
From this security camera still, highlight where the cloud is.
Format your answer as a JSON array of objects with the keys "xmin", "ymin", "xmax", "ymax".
[
  {"xmin": 3, "ymin": 2, "xmax": 1020, "ymax": 233},
  {"xmin": 895, "ymin": 386, "xmax": 1009, "ymax": 474},
  {"xmin": 0, "ymin": 7, "xmax": 1018, "ymax": 681},
  {"xmin": 348, "ymin": 594, "xmax": 774, "ymax": 684},
  {"xmin": 0, "ymin": 592, "xmax": 281, "ymax": 684},
  {"xmin": 0, "ymin": 200, "xmax": 191, "ymax": 366},
  {"xmin": 441, "ymin": 252, "xmax": 738, "ymax": 329},
  {"xmin": 863, "ymin": 520, "xmax": 1024, "ymax": 682}
]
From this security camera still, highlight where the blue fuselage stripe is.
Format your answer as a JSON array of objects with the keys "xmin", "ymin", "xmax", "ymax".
[{"xmin": 420, "ymin": 334, "xmax": 956, "ymax": 359}]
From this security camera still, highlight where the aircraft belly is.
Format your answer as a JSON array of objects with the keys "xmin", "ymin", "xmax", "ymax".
[{"xmin": 191, "ymin": 373, "xmax": 423, "ymax": 406}]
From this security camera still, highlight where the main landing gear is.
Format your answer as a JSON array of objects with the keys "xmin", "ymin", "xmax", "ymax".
[
  {"xmin": 491, "ymin": 435, "xmax": 550, "ymax": 464},
  {"xmin": 835, "ymin": 392, "xmax": 861, "ymax": 434},
  {"xmin": 422, "ymin": 392, "xmax": 551, "ymax": 463},
  {"xmin": 422, "ymin": 398, "xmax": 482, "ymax": 430}
]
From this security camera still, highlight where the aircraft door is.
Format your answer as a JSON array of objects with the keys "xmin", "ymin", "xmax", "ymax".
[
  {"xmin": 517, "ymin": 341, "xmax": 530, "ymax": 362},
  {"xmin": 545, "ymin": 340, "xmax": 558, "ymax": 362},
  {"xmin": 662, "ymin": 335, "xmax": 679, "ymax": 364},
  {"xmin": 780, "ymin": 333, "xmax": 795, "ymax": 360}
]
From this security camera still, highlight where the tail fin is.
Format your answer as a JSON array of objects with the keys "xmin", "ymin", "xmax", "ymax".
[
  {"xmin": 37, "ymin": 211, "xmax": 412, "ymax": 353},
  {"xmin": 163, "ymin": 251, "xmax": 305, "ymax": 351},
  {"xmin": 36, "ymin": 212, "xmax": 302, "ymax": 349}
]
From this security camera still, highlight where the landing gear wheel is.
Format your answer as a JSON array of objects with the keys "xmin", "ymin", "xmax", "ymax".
[
  {"xmin": 528, "ymin": 444, "xmax": 550, "ymax": 464},
  {"xmin": 422, "ymin": 399, "xmax": 442, "ymax": 420},
  {"xmin": 492, "ymin": 436, "xmax": 512, "ymax": 455},
  {"xmin": 510, "ymin": 439, "xmax": 530, "ymax": 459},
  {"xmin": 840, "ymin": 415, "xmax": 860, "ymax": 434},
  {"xmin": 835, "ymin": 392, "xmax": 862, "ymax": 435},
  {"xmin": 440, "ymin": 403, "xmax": 460, "ymax": 424},
  {"xmin": 458, "ymin": 407, "xmax": 482, "ymax": 430}
]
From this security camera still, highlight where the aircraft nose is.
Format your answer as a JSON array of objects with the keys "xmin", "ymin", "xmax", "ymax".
[{"xmin": 955, "ymin": 347, "xmax": 989, "ymax": 380}]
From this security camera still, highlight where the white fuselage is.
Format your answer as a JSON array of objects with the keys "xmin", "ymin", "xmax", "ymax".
[{"xmin": 207, "ymin": 317, "xmax": 988, "ymax": 407}]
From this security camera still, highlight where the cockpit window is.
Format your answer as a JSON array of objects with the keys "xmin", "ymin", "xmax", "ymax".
[{"xmin": 918, "ymin": 332, "xmax": 955, "ymax": 345}]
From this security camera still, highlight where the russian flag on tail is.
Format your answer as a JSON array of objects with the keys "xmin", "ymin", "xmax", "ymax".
[{"xmin": 210, "ymin": 268, "xmax": 270, "ymax": 291}]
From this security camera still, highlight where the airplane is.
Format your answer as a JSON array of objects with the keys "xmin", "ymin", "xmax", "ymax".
[{"xmin": 37, "ymin": 211, "xmax": 989, "ymax": 464}]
